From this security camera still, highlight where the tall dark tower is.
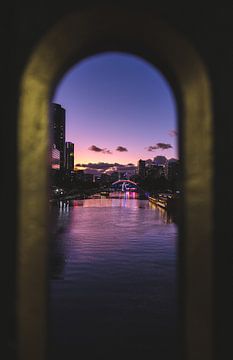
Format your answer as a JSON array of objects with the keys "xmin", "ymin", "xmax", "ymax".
[
  {"xmin": 65, "ymin": 142, "xmax": 74, "ymax": 171},
  {"xmin": 51, "ymin": 103, "xmax": 66, "ymax": 170},
  {"xmin": 137, "ymin": 159, "xmax": 146, "ymax": 178}
]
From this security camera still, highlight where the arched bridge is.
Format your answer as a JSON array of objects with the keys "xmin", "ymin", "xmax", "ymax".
[{"xmin": 111, "ymin": 179, "xmax": 139, "ymax": 192}]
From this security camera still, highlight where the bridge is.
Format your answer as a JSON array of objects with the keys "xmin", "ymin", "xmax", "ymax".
[{"xmin": 111, "ymin": 179, "xmax": 139, "ymax": 192}]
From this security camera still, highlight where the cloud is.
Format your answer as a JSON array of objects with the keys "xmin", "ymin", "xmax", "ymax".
[
  {"xmin": 116, "ymin": 146, "xmax": 128, "ymax": 152},
  {"xmin": 146, "ymin": 142, "xmax": 173, "ymax": 151},
  {"xmin": 75, "ymin": 162, "xmax": 137, "ymax": 175},
  {"xmin": 168, "ymin": 130, "xmax": 178, "ymax": 137},
  {"xmin": 156, "ymin": 142, "xmax": 173, "ymax": 149},
  {"xmin": 81, "ymin": 162, "xmax": 117, "ymax": 169},
  {"xmin": 88, "ymin": 145, "xmax": 112, "ymax": 154},
  {"xmin": 88, "ymin": 145, "xmax": 102, "ymax": 152},
  {"xmin": 146, "ymin": 145, "xmax": 158, "ymax": 152}
]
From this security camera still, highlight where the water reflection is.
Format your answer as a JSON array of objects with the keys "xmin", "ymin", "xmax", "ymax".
[
  {"xmin": 148, "ymin": 201, "xmax": 175, "ymax": 224},
  {"xmin": 49, "ymin": 194, "xmax": 177, "ymax": 359},
  {"xmin": 49, "ymin": 204, "xmax": 72, "ymax": 279}
]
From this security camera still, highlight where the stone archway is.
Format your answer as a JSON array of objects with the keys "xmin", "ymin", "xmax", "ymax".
[{"xmin": 18, "ymin": 6, "xmax": 213, "ymax": 360}]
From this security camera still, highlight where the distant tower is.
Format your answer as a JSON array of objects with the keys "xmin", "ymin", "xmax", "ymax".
[
  {"xmin": 153, "ymin": 155, "xmax": 167, "ymax": 166},
  {"xmin": 153, "ymin": 155, "xmax": 168, "ymax": 178},
  {"xmin": 50, "ymin": 103, "xmax": 66, "ymax": 170},
  {"xmin": 168, "ymin": 158, "xmax": 180, "ymax": 188},
  {"xmin": 137, "ymin": 159, "xmax": 146, "ymax": 177},
  {"xmin": 65, "ymin": 142, "xmax": 74, "ymax": 171}
]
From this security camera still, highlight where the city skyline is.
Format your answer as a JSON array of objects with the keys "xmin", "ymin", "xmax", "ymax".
[{"xmin": 52, "ymin": 51, "xmax": 178, "ymax": 171}]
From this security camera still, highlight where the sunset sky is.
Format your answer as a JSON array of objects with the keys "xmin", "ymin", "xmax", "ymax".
[{"xmin": 52, "ymin": 52, "xmax": 178, "ymax": 172}]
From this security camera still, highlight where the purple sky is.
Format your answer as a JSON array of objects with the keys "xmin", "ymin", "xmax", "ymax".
[{"xmin": 52, "ymin": 52, "xmax": 178, "ymax": 169}]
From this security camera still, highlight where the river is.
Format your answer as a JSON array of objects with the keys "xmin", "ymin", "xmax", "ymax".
[{"xmin": 48, "ymin": 192, "xmax": 178, "ymax": 359}]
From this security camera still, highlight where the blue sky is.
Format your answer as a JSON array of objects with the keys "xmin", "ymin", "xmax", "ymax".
[{"xmin": 53, "ymin": 51, "xmax": 178, "ymax": 168}]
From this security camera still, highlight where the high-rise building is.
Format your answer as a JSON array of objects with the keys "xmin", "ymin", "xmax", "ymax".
[
  {"xmin": 168, "ymin": 158, "xmax": 180, "ymax": 190},
  {"xmin": 51, "ymin": 103, "xmax": 66, "ymax": 170},
  {"xmin": 65, "ymin": 142, "xmax": 74, "ymax": 171},
  {"xmin": 146, "ymin": 164, "xmax": 164, "ymax": 179},
  {"xmin": 153, "ymin": 155, "xmax": 168, "ymax": 178},
  {"xmin": 51, "ymin": 144, "xmax": 60, "ymax": 170},
  {"xmin": 137, "ymin": 159, "xmax": 146, "ymax": 177},
  {"xmin": 153, "ymin": 155, "xmax": 167, "ymax": 166}
]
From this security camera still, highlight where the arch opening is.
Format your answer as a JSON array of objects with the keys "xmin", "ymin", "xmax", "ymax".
[
  {"xmin": 17, "ymin": 7, "xmax": 213, "ymax": 360},
  {"xmin": 48, "ymin": 51, "xmax": 179, "ymax": 358}
]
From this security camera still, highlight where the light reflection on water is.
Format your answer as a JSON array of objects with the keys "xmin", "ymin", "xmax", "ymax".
[{"xmin": 49, "ymin": 194, "xmax": 178, "ymax": 359}]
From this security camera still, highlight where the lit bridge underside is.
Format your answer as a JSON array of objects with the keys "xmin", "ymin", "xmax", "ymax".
[{"xmin": 111, "ymin": 179, "xmax": 139, "ymax": 192}]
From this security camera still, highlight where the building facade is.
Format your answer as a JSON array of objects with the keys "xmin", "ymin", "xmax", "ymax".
[
  {"xmin": 153, "ymin": 156, "xmax": 168, "ymax": 178},
  {"xmin": 137, "ymin": 159, "xmax": 146, "ymax": 178},
  {"xmin": 51, "ymin": 103, "xmax": 66, "ymax": 170},
  {"xmin": 168, "ymin": 159, "xmax": 180, "ymax": 190},
  {"xmin": 51, "ymin": 144, "xmax": 60, "ymax": 170},
  {"xmin": 65, "ymin": 141, "xmax": 74, "ymax": 171}
]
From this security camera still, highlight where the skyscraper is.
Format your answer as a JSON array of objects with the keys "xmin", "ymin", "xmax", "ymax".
[
  {"xmin": 137, "ymin": 159, "xmax": 146, "ymax": 178},
  {"xmin": 51, "ymin": 103, "xmax": 66, "ymax": 170},
  {"xmin": 153, "ymin": 155, "xmax": 167, "ymax": 166},
  {"xmin": 65, "ymin": 142, "xmax": 74, "ymax": 171},
  {"xmin": 153, "ymin": 155, "xmax": 168, "ymax": 178},
  {"xmin": 168, "ymin": 158, "xmax": 180, "ymax": 189},
  {"xmin": 51, "ymin": 144, "xmax": 60, "ymax": 170}
]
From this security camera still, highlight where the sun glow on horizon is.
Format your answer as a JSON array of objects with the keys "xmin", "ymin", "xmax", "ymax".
[{"xmin": 53, "ymin": 51, "xmax": 178, "ymax": 169}]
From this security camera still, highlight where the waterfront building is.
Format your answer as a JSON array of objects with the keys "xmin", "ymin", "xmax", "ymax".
[
  {"xmin": 168, "ymin": 158, "xmax": 180, "ymax": 190},
  {"xmin": 100, "ymin": 173, "xmax": 111, "ymax": 184},
  {"xmin": 146, "ymin": 164, "xmax": 164, "ymax": 179},
  {"xmin": 153, "ymin": 155, "xmax": 167, "ymax": 166},
  {"xmin": 84, "ymin": 173, "xmax": 94, "ymax": 183},
  {"xmin": 137, "ymin": 159, "xmax": 146, "ymax": 178},
  {"xmin": 51, "ymin": 144, "xmax": 60, "ymax": 170},
  {"xmin": 153, "ymin": 156, "xmax": 168, "ymax": 178},
  {"xmin": 65, "ymin": 142, "xmax": 74, "ymax": 171},
  {"xmin": 51, "ymin": 103, "xmax": 66, "ymax": 170},
  {"xmin": 76, "ymin": 170, "xmax": 85, "ymax": 181}
]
